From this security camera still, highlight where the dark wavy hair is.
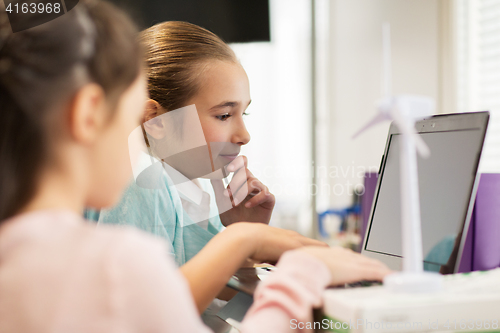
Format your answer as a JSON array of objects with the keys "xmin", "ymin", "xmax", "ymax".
[{"xmin": 0, "ymin": 0, "xmax": 142, "ymax": 221}]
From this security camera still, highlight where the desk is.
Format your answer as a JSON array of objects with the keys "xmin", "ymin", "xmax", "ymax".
[{"xmin": 318, "ymin": 269, "xmax": 500, "ymax": 333}]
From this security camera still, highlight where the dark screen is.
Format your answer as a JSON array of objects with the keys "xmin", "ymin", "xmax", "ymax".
[{"xmin": 107, "ymin": 0, "xmax": 271, "ymax": 43}]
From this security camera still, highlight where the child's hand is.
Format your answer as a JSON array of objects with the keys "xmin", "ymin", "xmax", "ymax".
[
  {"xmin": 211, "ymin": 155, "xmax": 275, "ymax": 226},
  {"xmin": 224, "ymin": 222, "xmax": 328, "ymax": 263},
  {"xmin": 297, "ymin": 246, "xmax": 392, "ymax": 286}
]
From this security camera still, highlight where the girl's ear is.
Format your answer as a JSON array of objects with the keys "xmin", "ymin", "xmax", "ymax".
[
  {"xmin": 69, "ymin": 83, "xmax": 107, "ymax": 144},
  {"xmin": 143, "ymin": 99, "xmax": 167, "ymax": 140}
]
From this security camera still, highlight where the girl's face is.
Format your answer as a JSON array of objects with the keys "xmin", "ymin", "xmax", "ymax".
[
  {"xmin": 186, "ymin": 60, "xmax": 251, "ymax": 162},
  {"xmin": 87, "ymin": 74, "xmax": 148, "ymax": 208}
]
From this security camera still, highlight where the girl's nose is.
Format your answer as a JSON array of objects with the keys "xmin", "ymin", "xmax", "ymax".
[{"xmin": 232, "ymin": 120, "xmax": 250, "ymax": 146}]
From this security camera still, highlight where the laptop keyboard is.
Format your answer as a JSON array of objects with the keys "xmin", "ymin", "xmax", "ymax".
[{"xmin": 344, "ymin": 280, "xmax": 382, "ymax": 288}]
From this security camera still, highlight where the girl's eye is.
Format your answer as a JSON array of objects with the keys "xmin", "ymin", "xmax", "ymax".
[
  {"xmin": 216, "ymin": 113, "xmax": 231, "ymax": 121},
  {"xmin": 243, "ymin": 112, "xmax": 249, "ymax": 116}
]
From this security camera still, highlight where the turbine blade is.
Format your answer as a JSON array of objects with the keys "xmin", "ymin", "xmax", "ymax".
[{"xmin": 392, "ymin": 110, "xmax": 430, "ymax": 158}]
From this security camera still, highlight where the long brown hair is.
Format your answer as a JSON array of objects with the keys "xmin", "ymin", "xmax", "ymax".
[
  {"xmin": 0, "ymin": 0, "xmax": 142, "ymax": 221},
  {"xmin": 140, "ymin": 21, "xmax": 238, "ymax": 112}
]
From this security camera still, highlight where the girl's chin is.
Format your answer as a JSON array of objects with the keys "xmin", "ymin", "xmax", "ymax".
[{"xmin": 199, "ymin": 168, "xmax": 228, "ymax": 180}]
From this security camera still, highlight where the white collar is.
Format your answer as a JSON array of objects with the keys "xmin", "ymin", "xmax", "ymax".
[
  {"xmin": 133, "ymin": 151, "xmax": 204, "ymax": 206},
  {"xmin": 162, "ymin": 163, "xmax": 204, "ymax": 206}
]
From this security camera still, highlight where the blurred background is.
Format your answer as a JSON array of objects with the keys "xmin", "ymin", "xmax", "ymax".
[{"xmin": 110, "ymin": 0, "xmax": 500, "ymax": 243}]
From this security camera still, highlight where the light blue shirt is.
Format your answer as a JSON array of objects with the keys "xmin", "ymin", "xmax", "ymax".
[{"xmin": 94, "ymin": 163, "xmax": 225, "ymax": 267}]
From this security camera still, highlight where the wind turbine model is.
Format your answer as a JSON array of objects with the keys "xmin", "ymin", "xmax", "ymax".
[{"xmin": 353, "ymin": 23, "xmax": 442, "ymax": 293}]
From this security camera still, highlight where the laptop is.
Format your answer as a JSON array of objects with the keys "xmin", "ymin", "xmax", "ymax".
[
  {"xmin": 361, "ymin": 111, "xmax": 489, "ymax": 274},
  {"xmin": 226, "ymin": 111, "xmax": 490, "ymax": 300}
]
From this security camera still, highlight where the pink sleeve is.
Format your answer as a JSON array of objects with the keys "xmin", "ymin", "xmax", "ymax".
[
  {"xmin": 110, "ymin": 229, "xmax": 212, "ymax": 333},
  {"xmin": 239, "ymin": 250, "xmax": 331, "ymax": 333}
]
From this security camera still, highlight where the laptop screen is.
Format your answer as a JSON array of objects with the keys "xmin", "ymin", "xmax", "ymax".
[{"xmin": 363, "ymin": 113, "xmax": 489, "ymax": 273}]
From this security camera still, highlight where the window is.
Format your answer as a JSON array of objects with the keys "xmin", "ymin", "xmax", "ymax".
[
  {"xmin": 229, "ymin": 0, "xmax": 314, "ymax": 233},
  {"xmin": 457, "ymin": 0, "xmax": 500, "ymax": 172}
]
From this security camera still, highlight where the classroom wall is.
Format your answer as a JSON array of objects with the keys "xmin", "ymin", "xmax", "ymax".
[{"xmin": 322, "ymin": 0, "xmax": 442, "ymax": 209}]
